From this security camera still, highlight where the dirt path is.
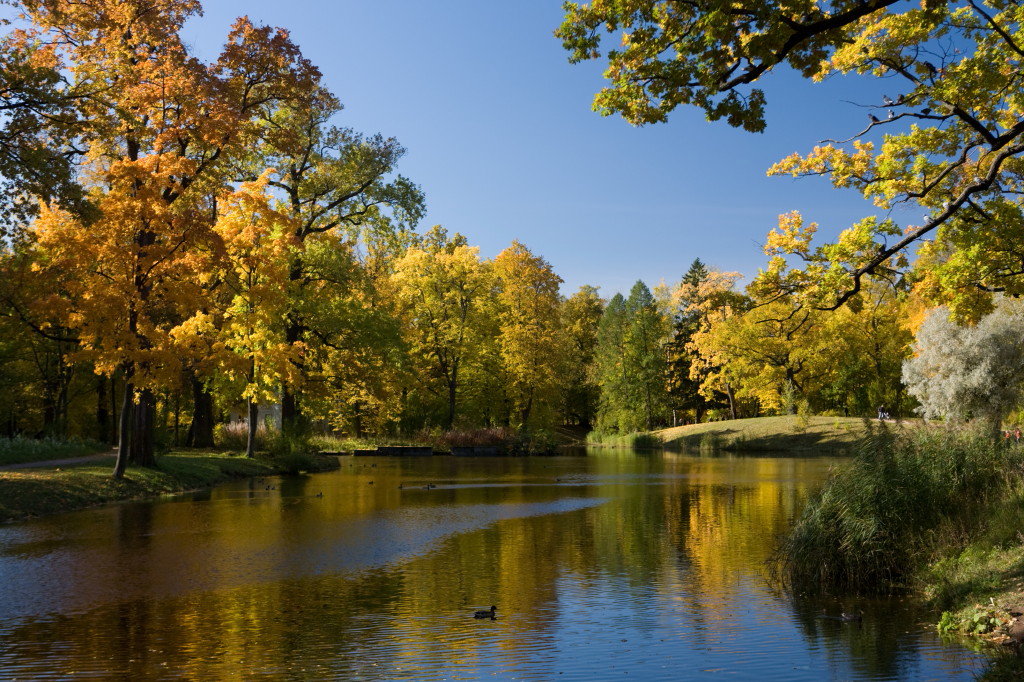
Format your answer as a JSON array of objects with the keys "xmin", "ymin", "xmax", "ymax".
[{"xmin": 0, "ymin": 450, "xmax": 116, "ymax": 471}]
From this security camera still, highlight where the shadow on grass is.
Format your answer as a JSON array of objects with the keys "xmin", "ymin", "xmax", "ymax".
[{"xmin": 664, "ymin": 428, "xmax": 859, "ymax": 455}]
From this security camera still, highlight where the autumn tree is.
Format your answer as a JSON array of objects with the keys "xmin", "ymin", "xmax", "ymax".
[
  {"xmin": 21, "ymin": 0, "xmax": 320, "ymax": 476},
  {"xmin": 684, "ymin": 270, "xmax": 747, "ymax": 419},
  {"xmin": 559, "ymin": 1, "xmax": 1024, "ymax": 317},
  {"xmin": 691, "ymin": 295, "xmax": 827, "ymax": 414},
  {"xmin": 665, "ymin": 258, "xmax": 721, "ymax": 423},
  {"xmin": 393, "ymin": 232, "xmax": 492, "ymax": 429},
  {"xmin": 814, "ymin": 279, "xmax": 913, "ymax": 416},
  {"xmin": 242, "ymin": 77, "xmax": 423, "ymax": 434},
  {"xmin": 0, "ymin": 9, "xmax": 92, "ymax": 231},
  {"xmin": 200, "ymin": 177, "xmax": 299, "ymax": 457},
  {"xmin": 559, "ymin": 285, "xmax": 604, "ymax": 429},
  {"xmin": 491, "ymin": 241, "xmax": 565, "ymax": 430}
]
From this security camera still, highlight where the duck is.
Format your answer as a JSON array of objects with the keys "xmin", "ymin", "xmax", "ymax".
[
  {"xmin": 474, "ymin": 605, "xmax": 497, "ymax": 619},
  {"xmin": 815, "ymin": 609, "xmax": 863, "ymax": 622}
]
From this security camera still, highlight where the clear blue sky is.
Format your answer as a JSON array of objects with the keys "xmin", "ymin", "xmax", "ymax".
[{"xmin": 185, "ymin": 1, "xmax": 915, "ymax": 298}]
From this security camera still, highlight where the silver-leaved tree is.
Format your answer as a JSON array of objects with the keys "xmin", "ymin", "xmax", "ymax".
[{"xmin": 903, "ymin": 300, "xmax": 1024, "ymax": 434}]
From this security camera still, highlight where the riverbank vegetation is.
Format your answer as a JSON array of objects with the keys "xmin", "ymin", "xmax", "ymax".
[
  {"xmin": 0, "ymin": 450, "xmax": 339, "ymax": 524},
  {"xmin": 559, "ymin": 0, "xmax": 1024, "ymax": 663}
]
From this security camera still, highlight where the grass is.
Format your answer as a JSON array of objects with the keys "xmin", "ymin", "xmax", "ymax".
[
  {"xmin": 311, "ymin": 426, "xmax": 563, "ymax": 455},
  {"xmin": 585, "ymin": 431, "xmax": 665, "ymax": 449},
  {"xmin": 769, "ymin": 425, "xmax": 1024, "ymax": 669},
  {"xmin": 0, "ymin": 436, "xmax": 108, "ymax": 466},
  {"xmin": 0, "ymin": 449, "xmax": 340, "ymax": 524},
  {"xmin": 655, "ymin": 413, "xmax": 872, "ymax": 450},
  {"xmin": 655, "ymin": 415, "xmax": 870, "ymax": 454}
]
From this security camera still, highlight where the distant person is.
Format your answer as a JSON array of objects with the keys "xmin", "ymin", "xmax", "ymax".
[
  {"xmin": 877, "ymin": 406, "xmax": 884, "ymax": 420},
  {"xmin": 1015, "ymin": 428, "xmax": 1021, "ymax": 442}
]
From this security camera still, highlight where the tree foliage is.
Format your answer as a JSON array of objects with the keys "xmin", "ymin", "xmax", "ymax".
[
  {"xmin": 560, "ymin": 1, "xmax": 1024, "ymax": 316},
  {"xmin": 903, "ymin": 299, "xmax": 1024, "ymax": 428}
]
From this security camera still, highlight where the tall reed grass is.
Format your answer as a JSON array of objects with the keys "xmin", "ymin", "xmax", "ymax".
[{"xmin": 772, "ymin": 426, "xmax": 1021, "ymax": 593}]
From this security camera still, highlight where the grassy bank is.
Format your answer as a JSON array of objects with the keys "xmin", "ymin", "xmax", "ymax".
[
  {"xmin": 592, "ymin": 415, "xmax": 870, "ymax": 453},
  {"xmin": 772, "ymin": 425, "xmax": 1024, "ymax": 661},
  {"xmin": 311, "ymin": 426, "xmax": 564, "ymax": 455},
  {"xmin": 0, "ymin": 450, "xmax": 340, "ymax": 524}
]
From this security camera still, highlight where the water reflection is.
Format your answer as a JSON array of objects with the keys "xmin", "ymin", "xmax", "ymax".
[{"xmin": 0, "ymin": 451, "xmax": 988, "ymax": 679}]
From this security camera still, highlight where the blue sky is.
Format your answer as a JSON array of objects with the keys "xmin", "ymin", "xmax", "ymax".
[{"xmin": 185, "ymin": 1, "xmax": 917, "ymax": 297}]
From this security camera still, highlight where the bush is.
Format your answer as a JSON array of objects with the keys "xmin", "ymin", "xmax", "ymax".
[
  {"xmin": 432, "ymin": 426, "xmax": 517, "ymax": 449},
  {"xmin": 772, "ymin": 426, "xmax": 1020, "ymax": 593}
]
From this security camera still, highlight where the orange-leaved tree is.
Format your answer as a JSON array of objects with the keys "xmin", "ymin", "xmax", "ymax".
[{"xmin": 21, "ymin": 0, "xmax": 320, "ymax": 476}]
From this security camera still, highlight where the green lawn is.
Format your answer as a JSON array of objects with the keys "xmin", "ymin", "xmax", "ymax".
[
  {"xmin": 655, "ymin": 415, "xmax": 874, "ymax": 454},
  {"xmin": 0, "ymin": 450, "xmax": 339, "ymax": 524},
  {"xmin": 0, "ymin": 436, "xmax": 108, "ymax": 466}
]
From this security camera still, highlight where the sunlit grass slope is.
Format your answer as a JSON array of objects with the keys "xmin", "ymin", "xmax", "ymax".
[{"xmin": 656, "ymin": 415, "xmax": 871, "ymax": 453}]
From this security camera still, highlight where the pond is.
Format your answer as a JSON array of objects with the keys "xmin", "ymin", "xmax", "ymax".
[{"xmin": 0, "ymin": 449, "xmax": 991, "ymax": 679}]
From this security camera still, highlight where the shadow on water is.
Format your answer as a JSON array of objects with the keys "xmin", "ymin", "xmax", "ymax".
[{"xmin": 0, "ymin": 449, "xmax": 994, "ymax": 679}]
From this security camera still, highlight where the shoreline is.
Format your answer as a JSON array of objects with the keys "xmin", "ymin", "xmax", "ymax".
[{"xmin": 0, "ymin": 450, "xmax": 340, "ymax": 525}]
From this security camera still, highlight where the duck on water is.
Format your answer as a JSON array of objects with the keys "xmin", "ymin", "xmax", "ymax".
[
  {"xmin": 815, "ymin": 611, "xmax": 863, "ymax": 622},
  {"xmin": 474, "ymin": 606, "xmax": 497, "ymax": 620}
]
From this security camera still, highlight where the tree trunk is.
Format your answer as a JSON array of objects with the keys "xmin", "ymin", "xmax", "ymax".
[
  {"xmin": 446, "ymin": 380, "xmax": 457, "ymax": 429},
  {"xmin": 41, "ymin": 379, "xmax": 57, "ymax": 437},
  {"xmin": 96, "ymin": 375, "xmax": 110, "ymax": 444},
  {"xmin": 185, "ymin": 374, "xmax": 214, "ymax": 448},
  {"xmin": 129, "ymin": 389, "xmax": 156, "ymax": 467},
  {"xmin": 281, "ymin": 252, "xmax": 307, "ymax": 434},
  {"xmin": 725, "ymin": 383, "xmax": 737, "ymax": 420},
  {"xmin": 281, "ymin": 384, "xmax": 300, "ymax": 433},
  {"xmin": 113, "ymin": 379, "xmax": 133, "ymax": 479},
  {"xmin": 172, "ymin": 388, "xmax": 180, "ymax": 447},
  {"xmin": 246, "ymin": 399, "xmax": 258, "ymax": 458}
]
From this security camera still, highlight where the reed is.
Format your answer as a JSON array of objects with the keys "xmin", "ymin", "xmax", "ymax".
[{"xmin": 772, "ymin": 425, "xmax": 1021, "ymax": 593}]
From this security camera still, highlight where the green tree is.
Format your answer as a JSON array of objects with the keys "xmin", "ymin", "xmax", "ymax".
[
  {"xmin": 594, "ymin": 293, "xmax": 627, "ymax": 432},
  {"xmin": 594, "ymin": 282, "xmax": 670, "ymax": 433},
  {"xmin": 623, "ymin": 281, "xmax": 670, "ymax": 430}
]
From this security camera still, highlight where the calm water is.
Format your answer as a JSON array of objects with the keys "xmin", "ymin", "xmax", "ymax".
[{"xmin": 0, "ymin": 450, "xmax": 990, "ymax": 680}]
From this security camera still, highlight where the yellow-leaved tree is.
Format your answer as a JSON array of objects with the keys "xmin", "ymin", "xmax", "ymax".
[
  {"xmin": 560, "ymin": 1, "xmax": 1024, "ymax": 318},
  {"xmin": 492, "ymin": 242, "xmax": 565, "ymax": 431},
  {"xmin": 392, "ymin": 232, "xmax": 492, "ymax": 429}
]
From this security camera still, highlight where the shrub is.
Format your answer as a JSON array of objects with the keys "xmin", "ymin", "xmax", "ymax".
[{"xmin": 772, "ymin": 426, "xmax": 1020, "ymax": 593}]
